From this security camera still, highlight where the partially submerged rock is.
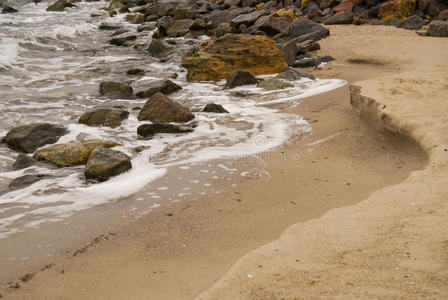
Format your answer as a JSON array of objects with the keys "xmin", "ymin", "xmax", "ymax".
[
  {"xmin": 137, "ymin": 93, "xmax": 194, "ymax": 123},
  {"xmin": 147, "ymin": 39, "xmax": 168, "ymax": 58},
  {"xmin": 12, "ymin": 154, "xmax": 38, "ymax": 170},
  {"xmin": 136, "ymin": 80, "xmax": 182, "ymax": 98},
  {"xmin": 3, "ymin": 123, "xmax": 68, "ymax": 153},
  {"xmin": 47, "ymin": 0, "xmax": 74, "ymax": 12},
  {"xmin": 127, "ymin": 68, "xmax": 145, "ymax": 76},
  {"xmin": 84, "ymin": 146, "xmax": 132, "ymax": 182},
  {"xmin": 9, "ymin": 174, "xmax": 54, "ymax": 191},
  {"xmin": 34, "ymin": 140, "xmax": 121, "ymax": 168},
  {"xmin": 202, "ymin": 103, "xmax": 229, "ymax": 113},
  {"xmin": 257, "ymin": 78, "xmax": 294, "ymax": 90},
  {"xmin": 226, "ymin": 70, "xmax": 258, "ymax": 88},
  {"xmin": 181, "ymin": 34, "xmax": 287, "ymax": 81},
  {"xmin": 137, "ymin": 123, "xmax": 194, "ymax": 138},
  {"xmin": 78, "ymin": 108, "xmax": 129, "ymax": 128},
  {"xmin": 109, "ymin": 35, "xmax": 137, "ymax": 47},
  {"xmin": 2, "ymin": 6, "xmax": 18, "ymax": 14},
  {"xmin": 99, "ymin": 82, "xmax": 133, "ymax": 98}
]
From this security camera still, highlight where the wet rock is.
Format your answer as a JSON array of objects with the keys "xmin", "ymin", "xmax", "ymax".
[
  {"xmin": 84, "ymin": 147, "xmax": 132, "ymax": 182},
  {"xmin": 110, "ymin": 29, "xmax": 129, "ymax": 36},
  {"xmin": 9, "ymin": 174, "xmax": 54, "ymax": 191},
  {"xmin": 137, "ymin": 93, "xmax": 194, "ymax": 123},
  {"xmin": 427, "ymin": 20, "xmax": 448, "ymax": 36},
  {"xmin": 324, "ymin": 11, "xmax": 355, "ymax": 24},
  {"xmin": 79, "ymin": 108, "xmax": 129, "ymax": 128},
  {"xmin": 137, "ymin": 24, "xmax": 156, "ymax": 32},
  {"xmin": 181, "ymin": 34, "xmax": 287, "ymax": 81},
  {"xmin": 135, "ymin": 80, "xmax": 182, "ymax": 98},
  {"xmin": 253, "ymin": 16, "xmax": 292, "ymax": 36},
  {"xmin": 201, "ymin": 103, "xmax": 229, "ymax": 113},
  {"xmin": 3, "ymin": 123, "xmax": 68, "ymax": 153},
  {"xmin": 12, "ymin": 154, "xmax": 37, "ymax": 170},
  {"xmin": 137, "ymin": 123, "xmax": 194, "ymax": 138},
  {"xmin": 99, "ymin": 81, "xmax": 133, "ymax": 98},
  {"xmin": 125, "ymin": 13, "xmax": 145, "ymax": 24},
  {"xmin": 99, "ymin": 23, "xmax": 123, "ymax": 31},
  {"xmin": 147, "ymin": 38, "xmax": 168, "ymax": 58},
  {"xmin": 167, "ymin": 19, "xmax": 195, "ymax": 37},
  {"xmin": 34, "ymin": 140, "xmax": 121, "ymax": 168},
  {"xmin": 378, "ymin": 0, "xmax": 416, "ymax": 21},
  {"xmin": 231, "ymin": 9, "xmax": 268, "ymax": 26},
  {"xmin": 2, "ymin": 6, "xmax": 18, "ymax": 14},
  {"xmin": 276, "ymin": 68, "xmax": 301, "ymax": 81},
  {"xmin": 257, "ymin": 78, "xmax": 294, "ymax": 90},
  {"xmin": 289, "ymin": 19, "xmax": 329, "ymax": 40},
  {"xmin": 107, "ymin": 0, "xmax": 128, "ymax": 14},
  {"xmin": 109, "ymin": 35, "xmax": 137, "ymax": 47},
  {"xmin": 225, "ymin": 70, "xmax": 258, "ymax": 88},
  {"xmin": 127, "ymin": 68, "xmax": 145, "ymax": 75},
  {"xmin": 47, "ymin": 0, "xmax": 73, "ymax": 12},
  {"xmin": 398, "ymin": 15, "xmax": 425, "ymax": 29},
  {"xmin": 293, "ymin": 57, "xmax": 320, "ymax": 68}
]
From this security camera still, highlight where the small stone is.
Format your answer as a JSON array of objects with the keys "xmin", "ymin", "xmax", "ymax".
[
  {"xmin": 201, "ymin": 103, "xmax": 229, "ymax": 113},
  {"xmin": 135, "ymin": 80, "xmax": 181, "ymax": 98},
  {"xmin": 137, "ymin": 123, "xmax": 194, "ymax": 138},
  {"xmin": 99, "ymin": 82, "xmax": 133, "ymax": 98},
  {"xmin": 226, "ymin": 70, "xmax": 258, "ymax": 88}
]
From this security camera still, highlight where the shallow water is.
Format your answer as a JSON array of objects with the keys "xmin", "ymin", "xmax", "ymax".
[{"xmin": 0, "ymin": 1, "xmax": 345, "ymax": 239}]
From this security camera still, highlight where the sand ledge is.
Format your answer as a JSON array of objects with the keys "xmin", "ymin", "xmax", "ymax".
[{"xmin": 198, "ymin": 26, "xmax": 448, "ymax": 299}]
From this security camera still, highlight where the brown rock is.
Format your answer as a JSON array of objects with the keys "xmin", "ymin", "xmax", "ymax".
[
  {"xmin": 333, "ymin": 0, "xmax": 354, "ymax": 12},
  {"xmin": 137, "ymin": 93, "xmax": 194, "ymax": 123},
  {"xmin": 379, "ymin": 0, "xmax": 416, "ymax": 21}
]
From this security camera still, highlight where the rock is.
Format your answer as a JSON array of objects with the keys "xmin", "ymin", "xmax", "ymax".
[
  {"xmin": 137, "ymin": 93, "xmax": 194, "ymax": 123},
  {"xmin": 378, "ymin": 0, "xmax": 416, "ymax": 21},
  {"xmin": 12, "ymin": 154, "xmax": 37, "ymax": 170},
  {"xmin": 107, "ymin": 0, "xmax": 128, "ymax": 14},
  {"xmin": 109, "ymin": 35, "xmax": 137, "ymax": 46},
  {"xmin": 226, "ymin": 70, "xmax": 258, "ymax": 88},
  {"xmin": 333, "ymin": 0, "xmax": 354, "ymax": 12},
  {"xmin": 99, "ymin": 82, "xmax": 133, "ymax": 98},
  {"xmin": 276, "ymin": 68, "xmax": 301, "ymax": 81},
  {"xmin": 125, "ymin": 13, "xmax": 145, "ymax": 24},
  {"xmin": 273, "ymin": 9, "xmax": 296, "ymax": 19},
  {"xmin": 47, "ymin": 0, "xmax": 73, "ymax": 12},
  {"xmin": 79, "ymin": 108, "xmax": 129, "ymax": 128},
  {"xmin": 3, "ymin": 123, "xmax": 68, "ymax": 153},
  {"xmin": 216, "ymin": 23, "xmax": 235, "ymax": 37},
  {"xmin": 319, "ymin": 55, "xmax": 335, "ymax": 63},
  {"xmin": 9, "ymin": 174, "xmax": 54, "ymax": 191},
  {"xmin": 277, "ymin": 39, "xmax": 298, "ymax": 66},
  {"xmin": 324, "ymin": 11, "xmax": 355, "ymax": 24},
  {"xmin": 84, "ymin": 147, "xmax": 132, "ymax": 182},
  {"xmin": 304, "ymin": 2, "xmax": 322, "ymax": 18},
  {"xmin": 293, "ymin": 57, "xmax": 320, "ymax": 68},
  {"xmin": 137, "ymin": 24, "xmax": 156, "ymax": 32},
  {"xmin": 437, "ymin": 9, "xmax": 448, "ymax": 20},
  {"xmin": 181, "ymin": 34, "xmax": 287, "ymax": 81},
  {"xmin": 190, "ymin": 19, "xmax": 207, "ymax": 31},
  {"xmin": 201, "ymin": 103, "xmax": 229, "ymax": 113},
  {"xmin": 99, "ymin": 23, "xmax": 123, "ymax": 31},
  {"xmin": 223, "ymin": 0, "xmax": 242, "ymax": 9},
  {"xmin": 253, "ymin": 16, "xmax": 292, "ymax": 36},
  {"xmin": 167, "ymin": 19, "xmax": 195, "ymax": 37},
  {"xmin": 2, "ymin": 6, "xmax": 18, "ymax": 14},
  {"xmin": 427, "ymin": 20, "xmax": 448, "ymax": 36},
  {"xmin": 137, "ymin": 123, "xmax": 194, "ymax": 138},
  {"xmin": 135, "ymin": 80, "xmax": 182, "ymax": 98},
  {"xmin": 257, "ymin": 78, "xmax": 294, "ymax": 90},
  {"xmin": 173, "ymin": 7, "xmax": 195, "ymax": 20},
  {"xmin": 127, "ymin": 68, "xmax": 145, "ymax": 75},
  {"xmin": 207, "ymin": 11, "xmax": 235, "ymax": 28},
  {"xmin": 231, "ymin": 9, "xmax": 268, "ymax": 26},
  {"xmin": 34, "ymin": 140, "xmax": 120, "ymax": 168},
  {"xmin": 398, "ymin": 14, "xmax": 425, "ymax": 29},
  {"xmin": 427, "ymin": 0, "xmax": 448, "ymax": 17},
  {"xmin": 147, "ymin": 38, "xmax": 168, "ymax": 58}
]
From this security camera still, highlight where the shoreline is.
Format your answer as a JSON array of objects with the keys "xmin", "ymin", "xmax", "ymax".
[{"xmin": 0, "ymin": 79, "xmax": 426, "ymax": 298}]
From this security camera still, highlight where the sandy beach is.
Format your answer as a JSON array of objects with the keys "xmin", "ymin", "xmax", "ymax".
[{"xmin": 2, "ymin": 24, "xmax": 445, "ymax": 299}]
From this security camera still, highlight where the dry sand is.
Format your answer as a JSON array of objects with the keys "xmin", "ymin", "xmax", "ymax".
[{"xmin": 1, "ymin": 25, "xmax": 446, "ymax": 299}]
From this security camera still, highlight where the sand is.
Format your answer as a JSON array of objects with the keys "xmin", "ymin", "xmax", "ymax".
[{"xmin": 1, "ymin": 25, "xmax": 446, "ymax": 299}]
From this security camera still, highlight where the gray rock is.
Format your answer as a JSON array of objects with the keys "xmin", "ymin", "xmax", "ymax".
[
  {"xmin": 226, "ymin": 70, "xmax": 258, "ymax": 88},
  {"xmin": 147, "ymin": 38, "xmax": 168, "ymax": 58},
  {"xmin": 289, "ymin": 19, "xmax": 329, "ymax": 40},
  {"xmin": 202, "ymin": 103, "xmax": 229, "ymax": 113},
  {"xmin": 84, "ymin": 147, "xmax": 132, "ymax": 182},
  {"xmin": 136, "ymin": 80, "xmax": 182, "ymax": 98},
  {"xmin": 137, "ymin": 23, "xmax": 156, "ymax": 32},
  {"xmin": 12, "ymin": 154, "xmax": 37, "ymax": 170},
  {"xmin": 254, "ymin": 15, "xmax": 292, "ymax": 36},
  {"xmin": 79, "ymin": 108, "xmax": 129, "ymax": 128},
  {"xmin": 137, "ymin": 93, "xmax": 194, "ymax": 123},
  {"xmin": 137, "ymin": 123, "xmax": 194, "ymax": 138},
  {"xmin": 231, "ymin": 9, "xmax": 268, "ymax": 26},
  {"xmin": 99, "ymin": 82, "xmax": 133, "ymax": 98},
  {"xmin": 277, "ymin": 39, "xmax": 299, "ymax": 66},
  {"xmin": 3, "ymin": 123, "xmax": 68, "ymax": 153},
  {"xmin": 167, "ymin": 19, "xmax": 195, "ymax": 37},
  {"xmin": 427, "ymin": 20, "xmax": 448, "ymax": 36},
  {"xmin": 109, "ymin": 35, "xmax": 137, "ymax": 47},
  {"xmin": 9, "ymin": 174, "xmax": 54, "ymax": 191},
  {"xmin": 127, "ymin": 68, "xmax": 145, "ymax": 76},
  {"xmin": 324, "ymin": 11, "xmax": 355, "ymax": 25},
  {"xmin": 398, "ymin": 15, "xmax": 425, "ymax": 30},
  {"xmin": 99, "ymin": 23, "xmax": 123, "ymax": 31}
]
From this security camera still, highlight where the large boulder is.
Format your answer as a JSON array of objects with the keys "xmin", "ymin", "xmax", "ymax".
[
  {"xmin": 33, "ymin": 140, "xmax": 120, "ymax": 167},
  {"xmin": 426, "ymin": 20, "xmax": 448, "ymax": 36},
  {"xmin": 378, "ymin": 0, "xmax": 416, "ymax": 21},
  {"xmin": 84, "ymin": 146, "xmax": 132, "ymax": 182},
  {"xmin": 3, "ymin": 123, "xmax": 68, "ymax": 153},
  {"xmin": 78, "ymin": 108, "xmax": 129, "ymax": 128},
  {"xmin": 181, "ymin": 34, "xmax": 287, "ymax": 81},
  {"xmin": 137, "ymin": 123, "xmax": 194, "ymax": 138},
  {"xmin": 135, "ymin": 80, "xmax": 182, "ymax": 98},
  {"xmin": 226, "ymin": 70, "xmax": 258, "ymax": 88},
  {"xmin": 9, "ymin": 174, "xmax": 54, "ymax": 191},
  {"xmin": 99, "ymin": 81, "xmax": 133, "ymax": 98},
  {"xmin": 137, "ymin": 93, "xmax": 194, "ymax": 123},
  {"xmin": 257, "ymin": 78, "xmax": 294, "ymax": 90},
  {"xmin": 289, "ymin": 19, "xmax": 329, "ymax": 40}
]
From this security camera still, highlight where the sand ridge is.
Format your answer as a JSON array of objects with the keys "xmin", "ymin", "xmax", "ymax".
[{"xmin": 198, "ymin": 26, "xmax": 448, "ymax": 299}]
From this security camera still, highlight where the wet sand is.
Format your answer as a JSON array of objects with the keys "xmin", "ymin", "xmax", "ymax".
[{"xmin": 0, "ymin": 78, "xmax": 426, "ymax": 298}]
